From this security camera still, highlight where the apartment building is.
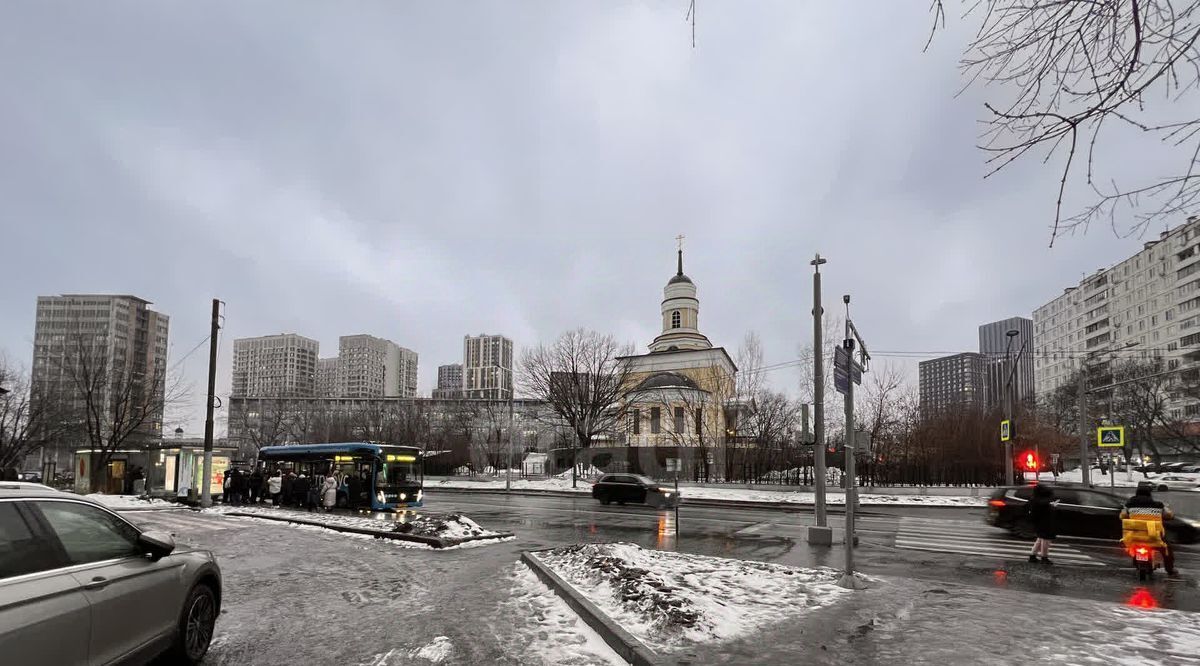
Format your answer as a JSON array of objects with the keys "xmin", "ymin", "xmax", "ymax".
[
  {"xmin": 463, "ymin": 334, "xmax": 513, "ymax": 400},
  {"xmin": 31, "ymin": 294, "xmax": 170, "ymax": 459},
  {"xmin": 918, "ymin": 352, "xmax": 986, "ymax": 413},
  {"xmin": 980, "ymin": 317, "xmax": 1034, "ymax": 411},
  {"xmin": 231, "ymin": 334, "xmax": 319, "ymax": 398},
  {"xmin": 316, "ymin": 357, "xmax": 338, "ymax": 397},
  {"xmin": 433, "ymin": 363, "xmax": 463, "ymax": 399},
  {"xmin": 337, "ymin": 334, "xmax": 418, "ymax": 398},
  {"xmin": 1033, "ymin": 216, "xmax": 1200, "ymax": 419}
]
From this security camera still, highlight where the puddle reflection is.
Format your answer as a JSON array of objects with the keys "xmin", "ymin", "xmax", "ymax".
[{"xmin": 1127, "ymin": 587, "xmax": 1159, "ymax": 609}]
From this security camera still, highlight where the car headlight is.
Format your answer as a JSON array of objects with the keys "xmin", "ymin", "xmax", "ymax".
[
  {"xmin": 663, "ymin": 492, "xmax": 672, "ymax": 498},
  {"xmin": 417, "ymin": 490, "xmax": 423, "ymax": 501},
  {"xmin": 399, "ymin": 493, "xmax": 407, "ymax": 501},
  {"xmin": 377, "ymin": 491, "xmax": 385, "ymax": 503}
]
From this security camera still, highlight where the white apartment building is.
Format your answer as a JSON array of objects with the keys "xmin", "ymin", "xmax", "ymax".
[
  {"xmin": 337, "ymin": 334, "xmax": 418, "ymax": 399},
  {"xmin": 1033, "ymin": 215, "xmax": 1200, "ymax": 419},
  {"xmin": 464, "ymin": 334, "xmax": 513, "ymax": 400},
  {"xmin": 231, "ymin": 334, "xmax": 319, "ymax": 398}
]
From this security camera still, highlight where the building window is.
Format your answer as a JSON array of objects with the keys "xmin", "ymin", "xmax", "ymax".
[
  {"xmin": 695, "ymin": 408, "xmax": 703, "ymax": 435},
  {"xmin": 650, "ymin": 408, "xmax": 661, "ymax": 434},
  {"xmin": 630, "ymin": 408, "xmax": 640, "ymax": 435},
  {"xmin": 674, "ymin": 407, "xmax": 686, "ymax": 433},
  {"xmin": 671, "ymin": 311, "xmax": 681, "ymax": 329}
]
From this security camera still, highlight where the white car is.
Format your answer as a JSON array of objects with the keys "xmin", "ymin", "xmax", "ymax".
[
  {"xmin": 0, "ymin": 481, "xmax": 61, "ymax": 492},
  {"xmin": 1151, "ymin": 475, "xmax": 1200, "ymax": 491}
]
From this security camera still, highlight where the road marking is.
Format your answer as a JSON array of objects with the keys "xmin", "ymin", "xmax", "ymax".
[
  {"xmin": 130, "ymin": 512, "xmax": 239, "ymax": 534},
  {"xmin": 895, "ymin": 517, "xmax": 1103, "ymax": 566}
]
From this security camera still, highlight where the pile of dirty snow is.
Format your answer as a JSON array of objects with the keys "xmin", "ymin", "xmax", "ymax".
[
  {"xmin": 85, "ymin": 493, "xmax": 176, "ymax": 510},
  {"xmin": 205, "ymin": 505, "xmax": 508, "ymax": 543},
  {"xmin": 534, "ymin": 542, "xmax": 857, "ymax": 652}
]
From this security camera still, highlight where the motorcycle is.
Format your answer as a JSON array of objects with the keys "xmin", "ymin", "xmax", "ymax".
[{"xmin": 1122, "ymin": 518, "xmax": 1167, "ymax": 581}]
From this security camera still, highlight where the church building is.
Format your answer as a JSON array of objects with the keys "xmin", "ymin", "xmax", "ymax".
[{"xmin": 607, "ymin": 246, "xmax": 741, "ymax": 479}]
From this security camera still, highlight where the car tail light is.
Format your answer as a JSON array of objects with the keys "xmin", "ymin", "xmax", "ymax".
[{"xmin": 988, "ymin": 499, "xmax": 1006, "ymax": 508}]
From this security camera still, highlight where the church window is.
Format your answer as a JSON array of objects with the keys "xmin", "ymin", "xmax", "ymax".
[
  {"xmin": 671, "ymin": 311, "xmax": 681, "ymax": 329},
  {"xmin": 695, "ymin": 408, "xmax": 703, "ymax": 435},
  {"xmin": 650, "ymin": 408, "xmax": 661, "ymax": 434},
  {"xmin": 674, "ymin": 407, "xmax": 686, "ymax": 433},
  {"xmin": 630, "ymin": 409, "xmax": 640, "ymax": 435}
]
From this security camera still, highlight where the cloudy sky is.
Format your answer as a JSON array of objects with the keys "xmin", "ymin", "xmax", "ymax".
[{"xmin": 0, "ymin": 2, "xmax": 1183, "ymax": 432}]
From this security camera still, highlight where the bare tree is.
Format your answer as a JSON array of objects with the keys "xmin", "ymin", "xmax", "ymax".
[
  {"xmin": 51, "ymin": 333, "xmax": 188, "ymax": 492},
  {"xmin": 738, "ymin": 390, "xmax": 800, "ymax": 482},
  {"xmin": 237, "ymin": 398, "xmax": 291, "ymax": 459},
  {"xmin": 0, "ymin": 357, "xmax": 73, "ymax": 474},
  {"xmin": 931, "ymin": 1, "xmax": 1200, "ymax": 243},
  {"xmin": 518, "ymin": 329, "xmax": 634, "ymax": 488}
]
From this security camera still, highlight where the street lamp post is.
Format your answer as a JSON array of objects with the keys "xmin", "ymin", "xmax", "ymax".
[{"xmin": 1003, "ymin": 330, "xmax": 1019, "ymax": 486}]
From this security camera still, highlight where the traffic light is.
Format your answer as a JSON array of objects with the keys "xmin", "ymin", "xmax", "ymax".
[{"xmin": 1023, "ymin": 451, "xmax": 1039, "ymax": 472}]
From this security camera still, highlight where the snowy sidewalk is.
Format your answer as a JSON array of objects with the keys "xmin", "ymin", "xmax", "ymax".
[
  {"xmin": 671, "ymin": 574, "xmax": 1200, "ymax": 665},
  {"xmin": 428, "ymin": 477, "xmax": 988, "ymax": 507},
  {"xmin": 84, "ymin": 493, "xmax": 185, "ymax": 512}
]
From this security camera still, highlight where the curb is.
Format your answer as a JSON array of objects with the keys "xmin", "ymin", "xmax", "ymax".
[
  {"xmin": 429, "ymin": 486, "xmax": 985, "ymax": 512},
  {"xmin": 521, "ymin": 550, "xmax": 660, "ymax": 666},
  {"xmin": 225, "ymin": 511, "xmax": 514, "ymax": 548}
]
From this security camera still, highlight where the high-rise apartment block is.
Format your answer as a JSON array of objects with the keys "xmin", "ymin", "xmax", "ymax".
[
  {"xmin": 231, "ymin": 334, "xmax": 319, "ymax": 398},
  {"xmin": 1033, "ymin": 216, "xmax": 1200, "ymax": 419},
  {"xmin": 433, "ymin": 363, "xmax": 463, "ymax": 399},
  {"xmin": 316, "ymin": 357, "xmax": 338, "ymax": 397},
  {"xmin": 919, "ymin": 352, "xmax": 985, "ymax": 413},
  {"xmin": 31, "ymin": 294, "xmax": 170, "ymax": 456},
  {"xmin": 979, "ymin": 317, "xmax": 1034, "ymax": 411},
  {"xmin": 463, "ymin": 334, "xmax": 513, "ymax": 400},
  {"xmin": 337, "ymin": 334, "xmax": 418, "ymax": 398}
]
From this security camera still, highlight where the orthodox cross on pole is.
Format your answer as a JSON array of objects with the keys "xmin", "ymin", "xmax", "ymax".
[{"xmin": 676, "ymin": 234, "xmax": 685, "ymax": 251}]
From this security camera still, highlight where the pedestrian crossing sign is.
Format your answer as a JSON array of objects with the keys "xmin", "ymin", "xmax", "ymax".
[
  {"xmin": 1097, "ymin": 426, "xmax": 1125, "ymax": 448},
  {"xmin": 1000, "ymin": 420, "xmax": 1011, "ymax": 442}
]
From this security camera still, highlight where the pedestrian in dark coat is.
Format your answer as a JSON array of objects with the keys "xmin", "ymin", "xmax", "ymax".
[
  {"xmin": 1027, "ymin": 483, "xmax": 1057, "ymax": 564},
  {"xmin": 249, "ymin": 469, "xmax": 264, "ymax": 504},
  {"xmin": 293, "ymin": 474, "xmax": 311, "ymax": 509},
  {"xmin": 281, "ymin": 472, "xmax": 294, "ymax": 506}
]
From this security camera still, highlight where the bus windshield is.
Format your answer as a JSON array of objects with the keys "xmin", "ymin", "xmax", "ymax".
[{"xmin": 376, "ymin": 453, "xmax": 419, "ymax": 487}]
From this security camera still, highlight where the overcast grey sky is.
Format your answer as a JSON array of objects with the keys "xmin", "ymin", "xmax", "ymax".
[{"xmin": 0, "ymin": 2, "xmax": 1181, "ymax": 433}]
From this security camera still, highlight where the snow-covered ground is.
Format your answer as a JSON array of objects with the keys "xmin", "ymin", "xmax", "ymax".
[
  {"xmin": 431, "ymin": 477, "xmax": 988, "ymax": 506},
  {"xmin": 85, "ymin": 493, "xmax": 177, "ymax": 510},
  {"xmin": 533, "ymin": 542, "xmax": 860, "ymax": 653},
  {"xmin": 203, "ymin": 505, "xmax": 511, "ymax": 546},
  {"xmin": 485, "ymin": 566, "xmax": 625, "ymax": 665}
]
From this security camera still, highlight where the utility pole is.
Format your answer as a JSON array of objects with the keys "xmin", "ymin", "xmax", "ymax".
[
  {"xmin": 200, "ymin": 298, "xmax": 221, "ymax": 508},
  {"xmin": 837, "ymin": 295, "xmax": 868, "ymax": 590},
  {"xmin": 1078, "ymin": 365, "xmax": 1090, "ymax": 488},
  {"xmin": 506, "ymin": 394, "xmax": 514, "ymax": 491},
  {"xmin": 808, "ymin": 254, "xmax": 831, "ymax": 546},
  {"xmin": 1003, "ymin": 329, "xmax": 1020, "ymax": 486}
]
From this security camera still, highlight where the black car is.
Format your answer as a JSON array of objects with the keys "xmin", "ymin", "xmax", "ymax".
[
  {"xmin": 592, "ymin": 474, "xmax": 680, "ymax": 508},
  {"xmin": 986, "ymin": 485, "xmax": 1200, "ymax": 544}
]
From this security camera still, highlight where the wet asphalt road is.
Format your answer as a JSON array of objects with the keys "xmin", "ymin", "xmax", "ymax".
[{"xmin": 127, "ymin": 490, "xmax": 1200, "ymax": 664}]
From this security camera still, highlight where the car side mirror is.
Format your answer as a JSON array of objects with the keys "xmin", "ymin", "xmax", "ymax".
[{"xmin": 138, "ymin": 530, "xmax": 176, "ymax": 560}]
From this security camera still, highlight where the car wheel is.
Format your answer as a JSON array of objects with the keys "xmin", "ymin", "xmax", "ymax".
[
  {"xmin": 169, "ymin": 584, "xmax": 218, "ymax": 665},
  {"xmin": 1159, "ymin": 485, "xmax": 1169, "ymax": 492},
  {"xmin": 598, "ymin": 495, "xmax": 610, "ymax": 505}
]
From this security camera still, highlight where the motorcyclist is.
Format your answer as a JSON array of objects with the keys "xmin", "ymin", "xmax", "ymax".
[{"xmin": 1120, "ymin": 486, "xmax": 1178, "ymax": 576}]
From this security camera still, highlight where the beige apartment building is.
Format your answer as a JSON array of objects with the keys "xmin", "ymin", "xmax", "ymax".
[{"xmin": 231, "ymin": 333, "xmax": 319, "ymax": 398}]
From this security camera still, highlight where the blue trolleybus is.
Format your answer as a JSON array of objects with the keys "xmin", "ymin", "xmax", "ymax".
[{"xmin": 257, "ymin": 442, "xmax": 424, "ymax": 510}]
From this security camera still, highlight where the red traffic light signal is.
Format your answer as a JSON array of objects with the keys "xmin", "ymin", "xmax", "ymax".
[{"xmin": 1023, "ymin": 452, "xmax": 1039, "ymax": 471}]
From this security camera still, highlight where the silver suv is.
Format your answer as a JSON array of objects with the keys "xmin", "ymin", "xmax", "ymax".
[{"xmin": 0, "ymin": 486, "xmax": 221, "ymax": 665}]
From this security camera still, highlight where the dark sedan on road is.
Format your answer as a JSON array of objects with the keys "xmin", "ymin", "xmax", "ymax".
[
  {"xmin": 987, "ymin": 484, "xmax": 1200, "ymax": 544},
  {"xmin": 592, "ymin": 474, "xmax": 680, "ymax": 508},
  {"xmin": 0, "ymin": 487, "xmax": 222, "ymax": 665}
]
